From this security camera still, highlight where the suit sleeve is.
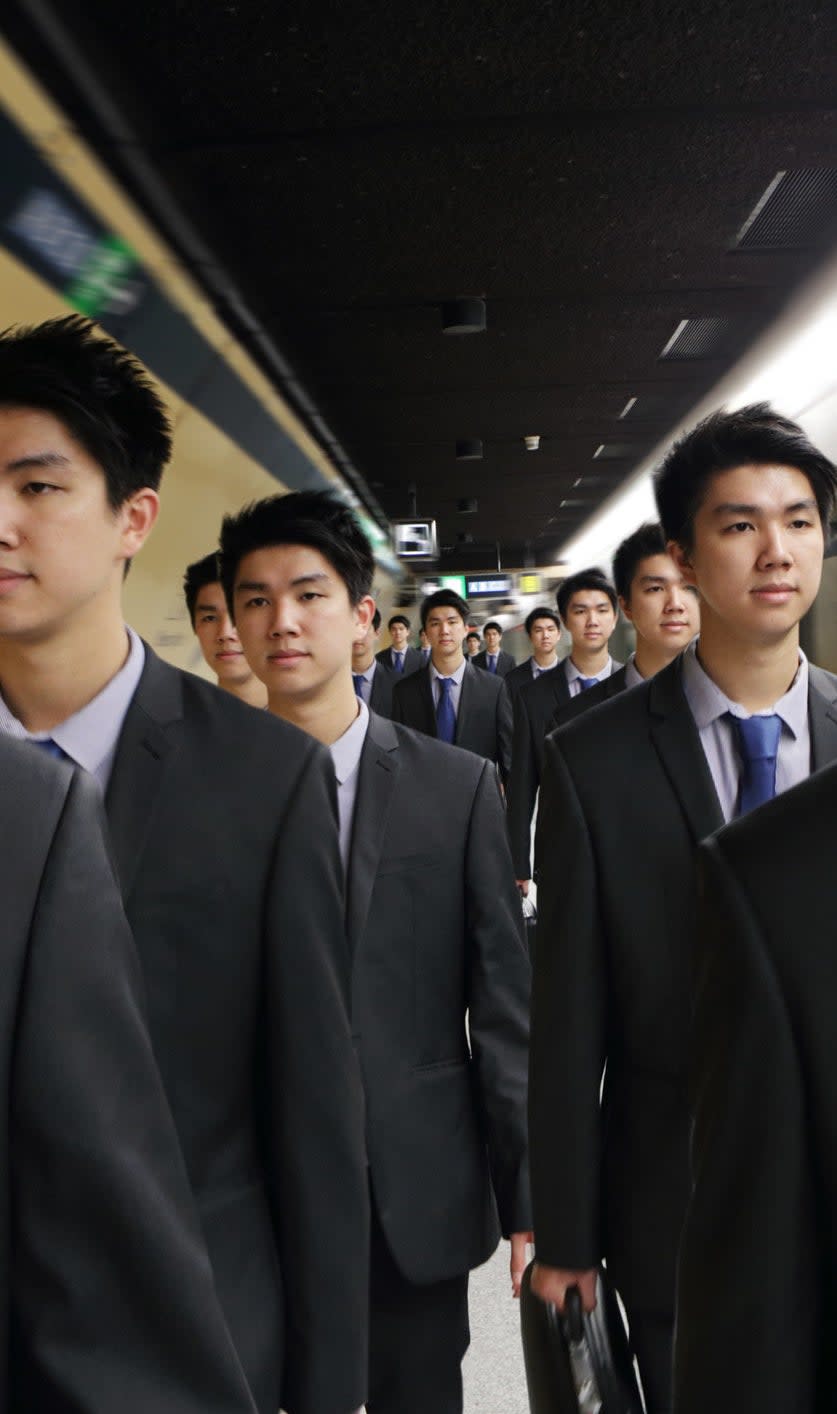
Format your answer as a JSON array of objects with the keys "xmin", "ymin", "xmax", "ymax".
[
  {"xmin": 264, "ymin": 744, "xmax": 369, "ymax": 1414},
  {"xmin": 674, "ymin": 836, "xmax": 817, "ymax": 1414},
  {"xmin": 465, "ymin": 762, "xmax": 532, "ymax": 1234},
  {"xmin": 12, "ymin": 769, "xmax": 256, "ymax": 1414},
  {"xmin": 506, "ymin": 689, "xmax": 538, "ymax": 878},
  {"xmin": 390, "ymin": 678, "xmax": 407, "ymax": 725},
  {"xmin": 528, "ymin": 733, "xmax": 607, "ymax": 1269},
  {"xmin": 496, "ymin": 680, "xmax": 513, "ymax": 785}
]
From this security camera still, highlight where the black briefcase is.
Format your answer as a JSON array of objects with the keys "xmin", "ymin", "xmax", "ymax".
[{"xmin": 520, "ymin": 1262, "xmax": 645, "ymax": 1413}]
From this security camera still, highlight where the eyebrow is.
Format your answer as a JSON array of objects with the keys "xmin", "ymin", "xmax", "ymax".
[
  {"xmin": 195, "ymin": 599, "xmax": 223, "ymax": 613},
  {"xmin": 712, "ymin": 498, "xmax": 818, "ymax": 516},
  {"xmin": 235, "ymin": 572, "xmax": 331, "ymax": 593},
  {"xmin": 638, "ymin": 575, "xmax": 670, "ymax": 586},
  {"xmin": 5, "ymin": 451, "xmax": 71, "ymax": 472}
]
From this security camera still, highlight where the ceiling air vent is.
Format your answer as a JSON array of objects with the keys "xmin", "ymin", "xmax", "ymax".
[
  {"xmin": 735, "ymin": 169, "xmax": 837, "ymax": 250},
  {"xmin": 659, "ymin": 317, "xmax": 730, "ymax": 360}
]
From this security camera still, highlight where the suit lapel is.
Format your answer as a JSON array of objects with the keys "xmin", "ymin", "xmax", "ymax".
[
  {"xmin": 455, "ymin": 662, "xmax": 475, "ymax": 744},
  {"xmin": 418, "ymin": 666, "xmax": 438, "ymax": 736},
  {"xmin": 648, "ymin": 658, "xmax": 724, "ymax": 845},
  {"xmin": 346, "ymin": 714, "xmax": 399, "ymax": 952},
  {"xmin": 808, "ymin": 665, "xmax": 837, "ymax": 769},
  {"xmin": 105, "ymin": 647, "xmax": 181, "ymax": 901}
]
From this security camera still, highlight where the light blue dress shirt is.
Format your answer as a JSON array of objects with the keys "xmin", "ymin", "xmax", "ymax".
[
  {"xmin": 328, "ymin": 698, "xmax": 370, "ymax": 871},
  {"xmin": 0, "ymin": 625, "xmax": 145, "ymax": 792},
  {"xmin": 430, "ymin": 657, "xmax": 467, "ymax": 717},
  {"xmin": 565, "ymin": 655, "xmax": 615, "ymax": 698}
]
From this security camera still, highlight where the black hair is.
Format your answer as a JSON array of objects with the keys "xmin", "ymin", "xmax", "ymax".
[
  {"xmin": 483, "ymin": 620, "xmax": 502, "ymax": 635},
  {"xmin": 556, "ymin": 569, "xmax": 618, "ymax": 623},
  {"xmin": 465, "ymin": 630, "xmax": 481, "ymax": 643},
  {"xmin": 372, "ymin": 608, "xmax": 381, "ymax": 631},
  {"xmin": 183, "ymin": 551, "xmax": 222, "ymax": 626},
  {"xmin": 420, "ymin": 588, "xmax": 470, "ymax": 629},
  {"xmin": 388, "ymin": 613, "xmax": 410, "ymax": 630},
  {"xmin": 525, "ymin": 606, "xmax": 561, "ymax": 637},
  {"xmin": 0, "ymin": 314, "xmax": 171, "ymax": 507},
  {"xmin": 654, "ymin": 401, "xmax": 837, "ymax": 550},
  {"xmin": 612, "ymin": 523, "xmax": 668, "ymax": 602},
  {"xmin": 218, "ymin": 489, "xmax": 374, "ymax": 615}
]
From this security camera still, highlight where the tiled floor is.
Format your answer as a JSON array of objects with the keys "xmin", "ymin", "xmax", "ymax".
[{"xmin": 463, "ymin": 1242, "xmax": 529, "ymax": 1414}]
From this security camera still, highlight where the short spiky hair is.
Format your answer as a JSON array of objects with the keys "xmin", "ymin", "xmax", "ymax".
[
  {"xmin": 0, "ymin": 315, "xmax": 171, "ymax": 506},
  {"xmin": 183, "ymin": 551, "xmax": 221, "ymax": 626},
  {"xmin": 525, "ymin": 606, "xmax": 561, "ymax": 636},
  {"xmin": 483, "ymin": 620, "xmax": 502, "ymax": 635},
  {"xmin": 556, "ymin": 569, "xmax": 617, "ymax": 623},
  {"xmin": 654, "ymin": 402, "xmax": 837, "ymax": 550},
  {"xmin": 420, "ymin": 587, "xmax": 470, "ymax": 628},
  {"xmin": 388, "ymin": 614, "xmax": 410, "ymax": 630},
  {"xmin": 219, "ymin": 489, "xmax": 375, "ymax": 614},
  {"xmin": 612, "ymin": 523, "xmax": 667, "ymax": 602}
]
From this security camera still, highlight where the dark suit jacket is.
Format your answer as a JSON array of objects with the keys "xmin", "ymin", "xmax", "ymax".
[
  {"xmin": 375, "ymin": 645, "xmax": 423, "ymax": 676},
  {"xmin": 368, "ymin": 661, "xmax": 396, "ymax": 718},
  {"xmin": 529, "ymin": 654, "xmax": 837, "ymax": 1319},
  {"xmin": 391, "ymin": 661, "xmax": 513, "ymax": 781},
  {"xmin": 472, "ymin": 649, "xmax": 516, "ymax": 678},
  {"xmin": 348, "ymin": 713, "xmax": 531, "ymax": 1281},
  {"xmin": 105, "ymin": 647, "xmax": 368, "ymax": 1414},
  {"xmin": 506, "ymin": 659, "xmax": 623, "ymax": 878},
  {"xmin": 1, "ymin": 738, "xmax": 255, "ymax": 1414},
  {"xmin": 504, "ymin": 658, "xmax": 540, "ymax": 702},
  {"xmin": 551, "ymin": 663, "xmax": 630, "ymax": 730},
  {"xmin": 675, "ymin": 761, "xmax": 837, "ymax": 1414}
]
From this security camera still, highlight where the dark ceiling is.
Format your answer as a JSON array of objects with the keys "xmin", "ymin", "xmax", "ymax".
[{"xmin": 5, "ymin": 0, "xmax": 837, "ymax": 569}]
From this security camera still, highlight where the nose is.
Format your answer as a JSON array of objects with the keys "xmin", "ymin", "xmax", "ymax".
[
  {"xmin": 664, "ymin": 582, "xmax": 687, "ymax": 613},
  {"xmin": 218, "ymin": 613, "xmax": 239, "ymax": 643},
  {"xmin": 0, "ymin": 494, "xmax": 21, "ymax": 548},
  {"xmin": 758, "ymin": 523, "xmax": 793, "ymax": 569},
  {"xmin": 269, "ymin": 597, "xmax": 299, "ymax": 637}
]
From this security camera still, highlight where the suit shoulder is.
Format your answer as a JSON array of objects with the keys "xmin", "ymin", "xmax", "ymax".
[
  {"xmin": 551, "ymin": 675, "xmax": 653, "ymax": 757},
  {"xmin": 172, "ymin": 665, "xmax": 324, "ymax": 767},
  {"xmin": 715, "ymin": 758, "xmax": 837, "ymax": 874},
  {"xmin": 0, "ymin": 735, "xmax": 74, "ymax": 816},
  {"xmin": 809, "ymin": 661, "xmax": 837, "ymax": 698},
  {"xmin": 389, "ymin": 719, "xmax": 485, "ymax": 783}
]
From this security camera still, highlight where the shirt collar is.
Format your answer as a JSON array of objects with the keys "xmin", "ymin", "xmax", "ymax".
[
  {"xmin": 681, "ymin": 637, "xmax": 809, "ymax": 735},
  {"xmin": 329, "ymin": 698, "xmax": 370, "ymax": 785},
  {"xmin": 0, "ymin": 626, "xmax": 145, "ymax": 775},
  {"xmin": 430, "ymin": 656, "xmax": 467, "ymax": 686},
  {"xmin": 356, "ymin": 661, "xmax": 376, "ymax": 683},
  {"xmin": 565, "ymin": 655, "xmax": 613, "ymax": 684}
]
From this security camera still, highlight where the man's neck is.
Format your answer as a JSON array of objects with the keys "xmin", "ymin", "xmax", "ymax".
[
  {"xmin": 633, "ymin": 640, "xmax": 679, "ymax": 681},
  {"xmin": 431, "ymin": 649, "xmax": 464, "ymax": 675},
  {"xmin": 268, "ymin": 679, "xmax": 359, "ymax": 746},
  {"xmin": 219, "ymin": 674, "xmax": 267, "ymax": 709},
  {"xmin": 694, "ymin": 615, "xmax": 802, "ymax": 712},
  {"xmin": 569, "ymin": 643, "xmax": 610, "ymax": 677},
  {"xmin": 353, "ymin": 651, "xmax": 375, "ymax": 674},
  {"xmin": 0, "ymin": 613, "xmax": 130, "ymax": 732},
  {"xmin": 533, "ymin": 650, "xmax": 558, "ymax": 669}
]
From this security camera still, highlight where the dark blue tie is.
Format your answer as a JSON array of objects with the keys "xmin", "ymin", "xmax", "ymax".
[
  {"xmin": 733, "ymin": 714, "xmax": 783, "ymax": 816},
  {"xmin": 31, "ymin": 737, "xmax": 68, "ymax": 762},
  {"xmin": 436, "ymin": 677, "xmax": 456, "ymax": 744},
  {"xmin": 578, "ymin": 676, "xmax": 599, "ymax": 692},
  {"xmin": 488, "ymin": 655, "xmax": 497, "ymax": 674},
  {"xmin": 352, "ymin": 674, "xmax": 365, "ymax": 700},
  {"xmin": 394, "ymin": 651, "xmax": 404, "ymax": 673}
]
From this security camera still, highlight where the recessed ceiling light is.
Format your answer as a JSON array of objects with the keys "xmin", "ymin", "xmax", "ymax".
[
  {"xmin": 441, "ymin": 298, "xmax": 487, "ymax": 334},
  {"xmin": 618, "ymin": 397, "xmax": 637, "ymax": 419},
  {"xmin": 523, "ymin": 435, "xmax": 541, "ymax": 451}
]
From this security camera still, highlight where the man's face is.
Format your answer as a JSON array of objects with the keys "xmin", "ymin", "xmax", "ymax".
[
  {"xmin": 425, "ymin": 604, "xmax": 467, "ymax": 663},
  {"xmin": 193, "ymin": 581, "xmax": 253, "ymax": 686},
  {"xmin": 389, "ymin": 619, "xmax": 409, "ymax": 651},
  {"xmin": 465, "ymin": 635, "xmax": 480, "ymax": 657},
  {"xmin": 621, "ymin": 554, "xmax": 700, "ymax": 654},
  {"xmin": 529, "ymin": 615, "xmax": 560, "ymax": 661},
  {"xmin": 0, "ymin": 406, "xmax": 157, "ymax": 645},
  {"xmin": 563, "ymin": 589, "xmax": 617, "ymax": 656},
  {"xmin": 484, "ymin": 626, "xmax": 502, "ymax": 654},
  {"xmin": 352, "ymin": 616, "xmax": 380, "ymax": 668},
  {"xmin": 233, "ymin": 543, "xmax": 372, "ymax": 702},
  {"xmin": 671, "ymin": 463, "xmax": 824, "ymax": 645}
]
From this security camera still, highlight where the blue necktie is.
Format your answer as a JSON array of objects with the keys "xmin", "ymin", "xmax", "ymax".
[
  {"xmin": 488, "ymin": 655, "xmax": 497, "ymax": 674},
  {"xmin": 436, "ymin": 677, "xmax": 456, "ymax": 744},
  {"xmin": 578, "ymin": 676, "xmax": 599, "ymax": 692},
  {"xmin": 394, "ymin": 651, "xmax": 404, "ymax": 673},
  {"xmin": 733, "ymin": 713, "xmax": 783, "ymax": 816},
  {"xmin": 352, "ymin": 674, "xmax": 366, "ymax": 700},
  {"xmin": 31, "ymin": 737, "xmax": 69, "ymax": 761}
]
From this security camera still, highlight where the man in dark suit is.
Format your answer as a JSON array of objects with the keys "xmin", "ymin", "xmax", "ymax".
[
  {"xmin": 0, "ymin": 316, "xmax": 368, "ymax": 1414},
  {"xmin": 352, "ymin": 607, "xmax": 397, "ymax": 717},
  {"xmin": 221, "ymin": 490, "xmax": 532, "ymax": 1414},
  {"xmin": 529, "ymin": 403, "xmax": 837, "ymax": 1413},
  {"xmin": 553, "ymin": 523, "xmax": 700, "ymax": 729},
  {"xmin": 0, "ymin": 736, "xmax": 257, "ymax": 1414},
  {"xmin": 674, "ymin": 761, "xmax": 837, "ymax": 1414},
  {"xmin": 182, "ymin": 550, "xmax": 267, "ymax": 707},
  {"xmin": 506, "ymin": 568, "xmax": 621, "ymax": 884},
  {"xmin": 391, "ymin": 589, "xmax": 513, "ymax": 781},
  {"xmin": 503, "ymin": 606, "xmax": 562, "ymax": 702},
  {"xmin": 464, "ymin": 628, "xmax": 482, "ymax": 660},
  {"xmin": 375, "ymin": 613, "xmax": 423, "ymax": 675},
  {"xmin": 472, "ymin": 620, "xmax": 515, "ymax": 677}
]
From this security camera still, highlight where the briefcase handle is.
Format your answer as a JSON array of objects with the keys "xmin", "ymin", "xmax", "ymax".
[{"xmin": 564, "ymin": 1285, "xmax": 584, "ymax": 1345}]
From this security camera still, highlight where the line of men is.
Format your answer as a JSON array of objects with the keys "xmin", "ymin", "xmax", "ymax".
[{"xmin": 1, "ymin": 312, "xmax": 835, "ymax": 1414}]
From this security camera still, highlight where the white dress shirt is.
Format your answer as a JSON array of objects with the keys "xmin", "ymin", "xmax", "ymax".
[
  {"xmin": 430, "ymin": 656, "xmax": 467, "ymax": 716},
  {"xmin": 0, "ymin": 625, "xmax": 145, "ymax": 791},
  {"xmin": 531, "ymin": 657, "xmax": 558, "ymax": 679},
  {"xmin": 680, "ymin": 637, "xmax": 811, "ymax": 823},
  {"xmin": 565, "ymin": 655, "xmax": 615, "ymax": 698},
  {"xmin": 328, "ymin": 698, "xmax": 370, "ymax": 870}
]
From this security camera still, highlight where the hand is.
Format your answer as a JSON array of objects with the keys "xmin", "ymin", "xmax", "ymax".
[
  {"xmin": 529, "ymin": 1261, "xmax": 597, "ymax": 1313},
  {"xmin": 510, "ymin": 1231, "xmax": 534, "ymax": 1298},
  {"xmin": 516, "ymin": 879, "xmax": 530, "ymax": 896}
]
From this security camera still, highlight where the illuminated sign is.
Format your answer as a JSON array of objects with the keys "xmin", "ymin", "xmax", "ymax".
[
  {"xmin": 392, "ymin": 519, "xmax": 438, "ymax": 559},
  {"xmin": 465, "ymin": 575, "xmax": 512, "ymax": 598},
  {"xmin": 518, "ymin": 572, "xmax": 543, "ymax": 595}
]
